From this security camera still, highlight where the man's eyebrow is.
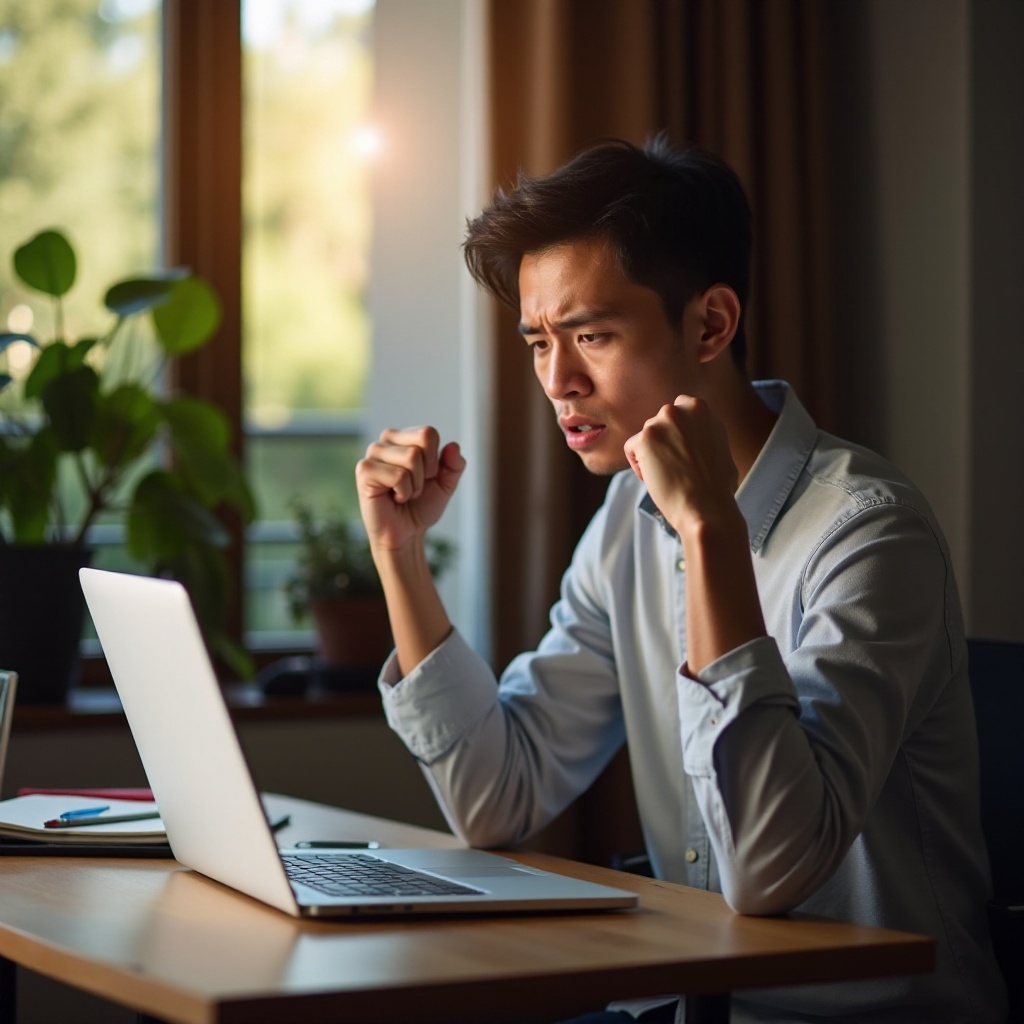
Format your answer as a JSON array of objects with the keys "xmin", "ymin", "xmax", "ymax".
[{"xmin": 517, "ymin": 308, "xmax": 620, "ymax": 336}]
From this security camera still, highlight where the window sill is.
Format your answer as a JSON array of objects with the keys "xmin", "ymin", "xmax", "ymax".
[{"xmin": 11, "ymin": 683, "xmax": 383, "ymax": 733}]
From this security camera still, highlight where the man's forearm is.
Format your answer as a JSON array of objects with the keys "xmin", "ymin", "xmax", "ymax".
[
  {"xmin": 682, "ymin": 508, "xmax": 766, "ymax": 674},
  {"xmin": 374, "ymin": 541, "xmax": 453, "ymax": 677}
]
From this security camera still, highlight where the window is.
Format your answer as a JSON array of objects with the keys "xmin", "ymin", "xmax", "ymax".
[
  {"xmin": 242, "ymin": 0, "xmax": 376, "ymax": 648},
  {"xmin": 0, "ymin": 0, "xmax": 163, "ymax": 574},
  {"xmin": 0, "ymin": 0, "xmax": 162, "ymax": 328},
  {"xmin": 2, "ymin": 0, "xmax": 489, "ymax": 673}
]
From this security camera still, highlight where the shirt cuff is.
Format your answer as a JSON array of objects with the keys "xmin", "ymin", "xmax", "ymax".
[
  {"xmin": 378, "ymin": 629, "xmax": 498, "ymax": 764},
  {"xmin": 677, "ymin": 636, "xmax": 799, "ymax": 776}
]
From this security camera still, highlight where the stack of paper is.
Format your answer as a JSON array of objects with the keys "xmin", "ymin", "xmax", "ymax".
[{"xmin": 0, "ymin": 794, "xmax": 166, "ymax": 845}]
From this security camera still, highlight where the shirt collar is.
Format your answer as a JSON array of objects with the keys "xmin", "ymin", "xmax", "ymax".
[
  {"xmin": 738, "ymin": 381, "xmax": 817, "ymax": 552},
  {"xmin": 638, "ymin": 380, "xmax": 818, "ymax": 553}
]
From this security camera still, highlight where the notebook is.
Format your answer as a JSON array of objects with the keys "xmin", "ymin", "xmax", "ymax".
[
  {"xmin": 0, "ymin": 668, "xmax": 178, "ymax": 857},
  {"xmin": 79, "ymin": 568, "xmax": 639, "ymax": 918}
]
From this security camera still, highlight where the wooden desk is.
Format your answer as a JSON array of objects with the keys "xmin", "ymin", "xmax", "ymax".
[{"xmin": 0, "ymin": 794, "xmax": 935, "ymax": 1024}]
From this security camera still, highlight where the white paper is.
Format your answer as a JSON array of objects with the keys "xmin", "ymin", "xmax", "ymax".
[{"xmin": 0, "ymin": 794, "xmax": 166, "ymax": 844}]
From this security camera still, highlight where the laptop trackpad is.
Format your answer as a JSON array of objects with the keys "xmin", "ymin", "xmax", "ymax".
[{"xmin": 382, "ymin": 850, "xmax": 544, "ymax": 878}]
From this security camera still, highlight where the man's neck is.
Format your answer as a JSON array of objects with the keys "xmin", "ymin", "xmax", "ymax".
[{"xmin": 709, "ymin": 370, "xmax": 779, "ymax": 486}]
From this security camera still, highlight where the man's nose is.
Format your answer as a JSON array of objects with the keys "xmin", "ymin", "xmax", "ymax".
[{"xmin": 541, "ymin": 346, "xmax": 592, "ymax": 400}]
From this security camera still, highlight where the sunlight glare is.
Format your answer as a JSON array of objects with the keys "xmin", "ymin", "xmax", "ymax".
[
  {"xmin": 350, "ymin": 124, "xmax": 382, "ymax": 160},
  {"xmin": 6, "ymin": 304, "xmax": 33, "ymax": 334}
]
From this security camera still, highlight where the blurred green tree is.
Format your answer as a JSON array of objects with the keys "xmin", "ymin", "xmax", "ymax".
[
  {"xmin": 0, "ymin": 0, "xmax": 161, "ymax": 345},
  {"xmin": 244, "ymin": 1, "xmax": 373, "ymax": 421}
]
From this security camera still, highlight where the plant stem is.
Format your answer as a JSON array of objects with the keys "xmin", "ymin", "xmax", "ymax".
[
  {"xmin": 53, "ymin": 294, "xmax": 65, "ymax": 344},
  {"xmin": 71, "ymin": 453, "xmax": 118, "ymax": 547},
  {"xmin": 50, "ymin": 479, "xmax": 66, "ymax": 541},
  {"xmin": 102, "ymin": 316, "xmax": 124, "ymax": 347},
  {"xmin": 102, "ymin": 316, "xmax": 127, "ymax": 382}
]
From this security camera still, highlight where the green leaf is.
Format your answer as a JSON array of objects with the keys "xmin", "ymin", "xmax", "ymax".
[
  {"xmin": 23, "ymin": 338, "xmax": 97, "ymax": 400},
  {"xmin": 162, "ymin": 395, "xmax": 230, "ymax": 452},
  {"xmin": 208, "ymin": 631, "xmax": 255, "ymax": 681},
  {"xmin": 166, "ymin": 543, "xmax": 231, "ymax": 630},
  {"xmin": 211, "ymin": 457, "xmax": 257, "ymax": 520},
  {"xmin": 152, "ymin": 276, "xmax": 221, "ymax": 355},
  {"xmin": 13, "ymin": 230, "xmax": 76, "ymax": 298},
  {"xmin": 2, "ymin": 430, "xmax": 59, "ymax": 542},
  {"xmin": 160, "ymin": 397, "xmax": 248, "ymax": 508},
  {"xmin": 0, "ymin": 437, "xmax": 16, "ymax": 521},
  {"xmin": 23, "ymin": 341, "xmax": 70, "ymax": 399},
  {"xmin": 160, "ymin": 546, "xmax": 255, "ymax": 681},
  {"xmin": 41, "ymin": 365, "xmax": 99, "ymax": 451},
  {"xmin": 91, "ymin": 384, "xmax": 161, "ymax": 468},
  {"xmin": 127, "ymin": 470, "xmax": 230, "ymax": 564},
  {"xmin": 0, "ymin": 333, "xmax": 39, "ymax": 353},
  {"xmin": 104, "ymin": 277, "xmax": 176, "ymax": 317},
  {"xmin": 71, "ymin": 336, "xmax": 100, "ymax": 364}
]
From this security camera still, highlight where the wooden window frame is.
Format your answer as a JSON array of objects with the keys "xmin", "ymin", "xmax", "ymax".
[{"xmin": 163, "ymin": 0, "xmax": 246, "ymax": 646}]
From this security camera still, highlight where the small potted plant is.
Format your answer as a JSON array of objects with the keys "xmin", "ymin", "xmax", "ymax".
[
  {"xmin": 0, "ymin": 229, "xmax": 255, "ymax": 701},
  {"xmin": 284, "ymin": 495, "xmax": 454, "ymax": 676}
]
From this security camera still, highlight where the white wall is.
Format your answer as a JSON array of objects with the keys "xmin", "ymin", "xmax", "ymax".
[{"xmin": 367, "ymin": 0, "xmax": 492, "ymax": 658}]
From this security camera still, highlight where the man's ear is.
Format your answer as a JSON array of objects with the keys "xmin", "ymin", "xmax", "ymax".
[{"xmin": 695, "ymin": 284, "xmax": 741, "ymax": 364}]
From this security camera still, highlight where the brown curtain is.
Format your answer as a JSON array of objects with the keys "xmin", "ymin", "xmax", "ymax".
[{"xmin": 487, "ymin": 0, "xmax": 836, "ymax": 669}]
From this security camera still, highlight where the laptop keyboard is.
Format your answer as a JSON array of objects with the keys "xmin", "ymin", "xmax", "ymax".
[{"xmin": 282, "ymin": 852, "xmax": 484, "ymax": 898}]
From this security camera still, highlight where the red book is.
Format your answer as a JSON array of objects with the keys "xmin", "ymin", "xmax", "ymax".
[{"xmin": 17, "ymin": 787, "xmax": 155, "ymax": 802}]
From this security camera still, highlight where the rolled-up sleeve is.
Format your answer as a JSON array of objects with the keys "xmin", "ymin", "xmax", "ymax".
[
  {"xmin": 380, "ymin": 631, "xmax": 498, "ymax": 765},
  {"xmin": 379, "ymin": 509, "xmax": 627, "ymax": 849},
  {"xmin": 679, "ymin": 500, "xmax": 955, "ymax": 916}
]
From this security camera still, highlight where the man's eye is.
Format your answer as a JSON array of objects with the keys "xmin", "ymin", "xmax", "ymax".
[
  {"xmin": 527, "ymin": 338, "xmax": 548, "ymax": 352},
  {"xmin": 579, "ymin": 332, "xmax": 606, "ymax": 343}
]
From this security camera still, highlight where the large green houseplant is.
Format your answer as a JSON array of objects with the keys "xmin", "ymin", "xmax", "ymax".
[{"xmin": 0, "ymin": 229, "xmax": 255, "ymax": 699}]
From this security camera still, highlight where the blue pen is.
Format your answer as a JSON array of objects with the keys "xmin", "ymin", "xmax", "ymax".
[{"xmin": 58, "ymin": 805, "xmax": 110, "ymax": 821}]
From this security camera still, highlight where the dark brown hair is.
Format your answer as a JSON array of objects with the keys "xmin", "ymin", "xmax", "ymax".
[{"xmin": 463, "ymin": 136, "xmax": 753, "ymax": 364}]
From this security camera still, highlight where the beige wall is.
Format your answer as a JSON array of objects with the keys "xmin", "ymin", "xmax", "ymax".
[
  {"xmin": 965, "ymin": 0, "xmax": 1024, "ymax": 639},
  {"xmin": 829, "ymin": 0, "xmax": 1024, "ymax": 642},
  {"xmin": 367, "ymin": 0, "xmax": 493, "ymax": 658}
]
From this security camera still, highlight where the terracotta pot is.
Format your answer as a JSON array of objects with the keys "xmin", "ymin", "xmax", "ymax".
[{"xmin": 310, "ymin": 595, "xmax": 393, "ymax": 670}]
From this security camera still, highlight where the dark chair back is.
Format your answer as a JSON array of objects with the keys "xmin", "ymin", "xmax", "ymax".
[{"xmin": 967, "ymin": 638, "xmax": 1024, "ymax": 1021}]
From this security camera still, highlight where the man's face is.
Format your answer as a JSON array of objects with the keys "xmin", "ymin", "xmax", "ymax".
[{"xmin": 518, "ymin": 237, "xmax": 699, "ymax": 475}]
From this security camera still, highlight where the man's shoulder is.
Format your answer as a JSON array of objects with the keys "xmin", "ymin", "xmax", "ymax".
[
  {"xmin": 803, "ymin": 430, "xmax": 932, "ymax": 517},
  {"xmin": 772, "ymin": 430, "xmax": 955, "ymax": 574}
]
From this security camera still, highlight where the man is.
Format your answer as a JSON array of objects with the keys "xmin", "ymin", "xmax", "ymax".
[{"xmin": 356, "ymin": 138, "xmax": 1006, "ymax": 1022}]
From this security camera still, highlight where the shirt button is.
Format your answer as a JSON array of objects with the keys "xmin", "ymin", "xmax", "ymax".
[
  {"xmin": 676, "ymin": 558, "xmax": 686, "ymax": 572},
  {"xmin": 685, "ymin": 848, "xmax": 699, "ymax": 863},
  {"xmin": 710, "ymin": 716, "xmax": 719, "ymax": 726}
]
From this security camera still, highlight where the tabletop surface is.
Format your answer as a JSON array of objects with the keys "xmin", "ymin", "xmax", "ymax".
[{"xmin": 0, "ymin": 794, "xmax": 936, "ymax": 1024}]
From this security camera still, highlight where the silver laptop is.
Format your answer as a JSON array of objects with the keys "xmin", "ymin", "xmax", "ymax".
[{"xmin": 80, "ymin": 568, "xmax": 638, "ymax": 918}]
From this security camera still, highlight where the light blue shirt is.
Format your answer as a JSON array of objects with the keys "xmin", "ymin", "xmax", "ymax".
[{"xmin": 381, "ymin": 381, "xmax": 1006, "ymax": 1023}]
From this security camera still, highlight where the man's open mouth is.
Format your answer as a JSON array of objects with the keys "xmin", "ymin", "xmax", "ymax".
[{"xmin": 561, "ymin": 421, "xmax": 606, "ymax": 449}]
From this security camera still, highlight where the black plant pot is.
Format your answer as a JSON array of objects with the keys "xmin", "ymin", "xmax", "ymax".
[{"xmin": 0, "ymin": 545, "xmax": 93, "ymax": 705}]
